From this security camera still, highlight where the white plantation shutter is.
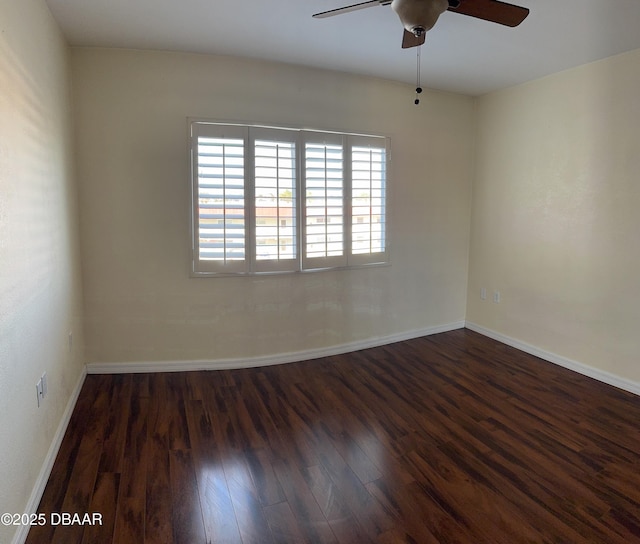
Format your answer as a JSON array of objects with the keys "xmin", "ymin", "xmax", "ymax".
[
  {"xmin": 190, "ymin": 121, "xmax": 389, "ymax": 275},
  {"xmin": 349, "ymin": 135, "xmax": 388, "ymax": 266},
  {"xmin": 302, "ymin": 132, "xmax": 347, "ymax": 269},
  {"xmin": 251, "ymin": 128, "xmax": 299, "ymax": 273},
  {"xmin": 191, "ymin": 123, "xmax": 248, "ymax": 274}
]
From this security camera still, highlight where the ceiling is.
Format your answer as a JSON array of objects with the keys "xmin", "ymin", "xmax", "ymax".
[{"xmin": 45, "ymin": 0, "xmax": 640, "ymax": 96}]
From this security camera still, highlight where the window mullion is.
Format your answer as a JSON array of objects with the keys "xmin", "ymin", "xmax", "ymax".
[
  {"xmin": 368, "ymin": 148, "xmax": 373, "ymax": 254},
  {"xmin": 323, "ymin": 146, "xmax": 329, "ymax": 257},
  {"xmin": 246, "ymin": 129, "xmax": 256, "ymax": 274},
  {"xmin": 345, "ymin": 140, "xmax": 353, "ymax": 261},
  {"xmin": 294, "ymin": 132, "xmax": 303, "ymax": 271},
  {"xmin": 276, "ymin": 144, "xmax": 283, "ymax": 259}
]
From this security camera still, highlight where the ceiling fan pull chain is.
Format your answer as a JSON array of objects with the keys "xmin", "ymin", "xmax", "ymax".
[{"xmin": 414, "ymin": 45, "xmax": 423, "ymax": 105}]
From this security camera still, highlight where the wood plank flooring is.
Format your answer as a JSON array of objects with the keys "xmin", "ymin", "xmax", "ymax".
[{"xmin": 26, "ymin": 329, "xmax": 640, "ymax": 543}]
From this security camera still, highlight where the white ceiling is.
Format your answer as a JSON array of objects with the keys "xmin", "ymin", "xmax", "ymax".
[{"xmin": 45, "ymin": 0, "xmax": 640, "ymax": 96}]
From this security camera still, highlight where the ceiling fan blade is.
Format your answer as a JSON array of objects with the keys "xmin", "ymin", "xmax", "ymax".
[
  {"xmin": 401, "ymin": 29, "xmax": 426, "ymax": 49},
  {"xmin": 312, "ymin": 0, "xmax": 390, "ymax": 19},
  {"xmin": 447, "ymin": 0, "xmax": 529, "ymax": 27}
]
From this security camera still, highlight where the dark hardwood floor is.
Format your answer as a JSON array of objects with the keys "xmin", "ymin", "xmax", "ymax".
[{"xmin": 26, "ymin": 329, "xmax": 640, "ymax": 543}]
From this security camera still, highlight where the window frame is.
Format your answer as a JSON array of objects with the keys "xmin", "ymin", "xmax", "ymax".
[{"xmin": 189, "ymin": 119, "xmax": 390, "ymax": 276}]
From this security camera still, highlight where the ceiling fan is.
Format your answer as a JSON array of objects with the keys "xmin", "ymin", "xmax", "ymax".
[{"xmin": 313, "ymin": 0, "xmax": 530, "ymax": 49}]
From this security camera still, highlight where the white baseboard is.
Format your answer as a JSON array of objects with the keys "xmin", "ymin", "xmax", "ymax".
[
  {"xmin": 86, "ymin": 321, "xmax": 467, "ymax": 374},
  {"xmin": 465, "ymin": 321, "xmax": 640, "ymax": 396},
  {"xmin": 12, "ymin": 366, "xmax": 88, "ymax": 544}
]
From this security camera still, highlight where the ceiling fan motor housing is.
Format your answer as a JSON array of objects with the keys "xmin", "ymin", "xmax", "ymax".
[{"xmin": 391, "ymin": 0, "xmax": 448, "ymax": 35}]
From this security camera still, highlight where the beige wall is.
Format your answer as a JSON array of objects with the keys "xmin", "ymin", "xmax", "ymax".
[
  {"xmin": 72, "ymin": 48, "xmax": 475, "ymax": 364},
  {"xmin": 0, "ymin": 0, "xmax": 85, "ymax": 541},
  {"xmin": 467, "ymin": 49, "xmax": 640, "ymax": 385}
]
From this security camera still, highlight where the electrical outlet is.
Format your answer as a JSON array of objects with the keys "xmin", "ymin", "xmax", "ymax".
[
  {"xmin": 36, "ymin": 379, "xmax": 43, "ymax": 407},
  {"xmin": 68, "ymin": 331, "xmax": 73, "ymax": 351},
  {"xmin": 493, "ymin": 291, "xmax": 501, "ymax": 304},
  {"xmin": 36, "ymin": 373, "xmax": 48, "ymax": 407},
  {"xmin": 480, "ymin": 287, "xmax": 487, "ymax": 300}
]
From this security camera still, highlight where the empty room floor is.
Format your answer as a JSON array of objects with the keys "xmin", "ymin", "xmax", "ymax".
[{"xmin": 26, "ymin": 329, "xmax": 640, "ymax": 543}]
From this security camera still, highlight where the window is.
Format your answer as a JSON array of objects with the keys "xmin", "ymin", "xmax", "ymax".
[
  {"xmin": 190, "ymin": 120, "xmax": 389, "ymax": 275},
  {"xmin": 351, "ymin": 138, "xmax": 387, "ymax": 264},
  {"xmin": 193, "ymin": 125, "xmax": 246, "ymax": 273},
  {"xmin": 302, "ymin": 133, "xmax": 345, "ymax": 269}
]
